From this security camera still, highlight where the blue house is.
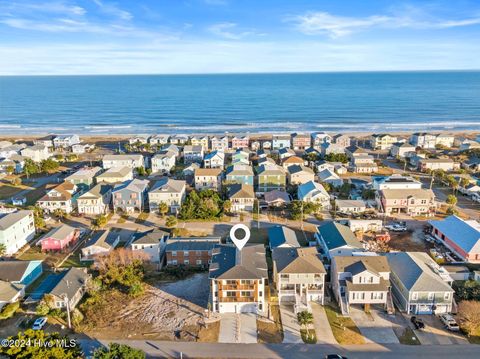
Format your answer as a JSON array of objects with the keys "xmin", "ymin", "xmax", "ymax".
[
  {"xmin": 0, "ymin": 260, "xmax": 44, "ymax": 287},
  {"xmin": 268, "ymin": 225, "xmax": 300, "ymax": 250},
  {"xmin": 225, "ymin": 164, "xmax": 254, "ymax": 186}
]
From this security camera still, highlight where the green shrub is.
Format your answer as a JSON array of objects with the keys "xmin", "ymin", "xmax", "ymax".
[
  {"xmin": 35, "ymin": 301, "xmax": 50, "ymax": 316},
  {"xmin": 0, "ymin": 302, "xmax": 20, "ymax": 320}
]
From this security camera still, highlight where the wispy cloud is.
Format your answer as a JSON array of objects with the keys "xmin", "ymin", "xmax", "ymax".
[
  {"xmin": 208, "ymin": 22, "xmax": 255, "ymax": 39},
  {"xmin": 291, "ymin": 9, "xmax": 480, "ymax": 38},
  {"xmin": 204, "ymin": 0, "xmax": 228, "ymax": 6},
  {"xmin": 92, "ymin": 0, "xmax": 132, "ymax": 21},
  {"xmin": 0, "ymin": 1, "xmax": 86, "ymax": 16}
]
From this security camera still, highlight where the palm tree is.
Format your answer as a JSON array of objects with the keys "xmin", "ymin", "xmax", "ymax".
[
  {"xmin": 297, "ymin": 310, "xmax": 314, "ymax": 339},
  {"xmin": 158, "ymin": 202, "xmax": 169, "ymax": 217},
  {"xmin": 0, "ymin": 243, "xmax": 6, "ymax": 257}
]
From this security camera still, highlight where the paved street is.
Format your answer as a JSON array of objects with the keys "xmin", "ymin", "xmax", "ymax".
[{"xmin": 78, "ymin": 339, "xmax": 478, "ymax": 359}]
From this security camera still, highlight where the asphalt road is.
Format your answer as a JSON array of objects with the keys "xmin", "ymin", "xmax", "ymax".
[{"xmin": 78, "ymin": 340, "xmax": 478, "ymax": 358}]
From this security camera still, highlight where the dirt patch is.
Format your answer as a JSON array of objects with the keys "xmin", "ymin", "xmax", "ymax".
[
  {"xmin": 388, "ymin": 231, "xmax": 427, "ymax": 252},
  {"xmin": 257, "ymin": 304, "xmax": 283, "ymax": 343},
  {"xmin": 80, "ymin": 276, "xmax": 209, "ymax": 341}
]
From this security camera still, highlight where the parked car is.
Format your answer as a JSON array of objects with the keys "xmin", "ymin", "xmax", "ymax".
[
  {"xmin": 385, "ymin": 224, "xmax": 407, "ymax": 232},
  {"xmin": 411, "ymin": 316, "xmax": 425, "ymax": 330},
  {"xmin": 424, "ymin": 235, "xmax": 435, "ymax": 243},
  {"xmin": 439, "ymin": 314, "xmax": 460, "ymax": 332},
  {"xmin": 32, "ymin": 317, "xmax": 47, "ymax": 330},
  {"xmin": 325, "ymin": 355, "xmax": 348, "ymax": 359}
]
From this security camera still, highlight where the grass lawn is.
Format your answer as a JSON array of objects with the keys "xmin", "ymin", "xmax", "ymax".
[
  {"xmin": 397, "ymin": 327, "xmax": 421, "ymax": 345},
  {"xmin": 324, "ymin": 305, "xmax": 365, "ymax": 345},
  {"xmin": 0, "ymin": 183, "xmax": 31, "ymax": 200},
  {"xmin": 25, "ymin": 184, "xmax": 49, "ymax": 205},
  {"xmin": 61, "ymin": 247, "xmax": 92, "ymax": 268},
  {"xmin": 257, "ymin": 304, "xmax": 283, "ymax": 343},
  {"xmin": 300, "ymin": 328, "xmax": 317, "ymax": 344}
]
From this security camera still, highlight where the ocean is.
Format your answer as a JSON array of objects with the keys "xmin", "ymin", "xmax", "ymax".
[{"xmin": 1, "ymin": 71, "xmax": 479, "ymax": 135}]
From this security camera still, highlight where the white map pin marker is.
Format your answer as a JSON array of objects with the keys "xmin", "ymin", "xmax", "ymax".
[{"xmin": 230, "ymin": 224, "xmax": 250, "ymax": 251}]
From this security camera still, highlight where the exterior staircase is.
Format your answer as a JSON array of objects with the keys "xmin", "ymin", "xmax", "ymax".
[
  {"xmin": 339, "ymin": 292, "xmax": 350, "ymax": 315},
  {"xmin": 386, "ymin": 290, "xmax": 395, "ymax": 315},
  {"xmin": 294, "ymin": 294, "xmax": 311, "ymax": 314}
]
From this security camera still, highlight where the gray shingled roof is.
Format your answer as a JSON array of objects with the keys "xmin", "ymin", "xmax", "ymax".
[
  {"xmin": 209, "ymin": 244, "xmax": 267, "ymax": 280},
  {"xmin": 131, "ymin": 229, "xmax": 169, "ymax": 245},
  {"xmin": 385, "ymin": 252, "xmax": 453, "ymax": 292},
  {"xmin": 49, "ymin": 267, "xmax": 89, "ymax": 300},
  {"xmin": 0, "ymin": 210, "xmax": 32, "ymax": 230},
  {"xmin": 0, "ymin": 260, "xmax": 33, "ymax": 282}
]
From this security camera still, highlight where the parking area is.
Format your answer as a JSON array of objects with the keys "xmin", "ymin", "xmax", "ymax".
[
  {"xmin": 349, "ymin": 306, "xmax": 399, "ymax": 344},
  {"xmin": 279, "ymin": 305, "xmax": 302, "ymax": 343},
  {"xmin": 218, "ymin": 313, "xmax": 257, "ymax": 343},
  {"xmin": 406, "ymin": 314, "xmax": 468, "ymax": 345}
]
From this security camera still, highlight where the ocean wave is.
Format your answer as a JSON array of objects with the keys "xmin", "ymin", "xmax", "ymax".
[
  {"xmin": 84, "ymin": 125, "xmax": 132, "ymax": 129},
  {"xmin": 0, "ymin": 124, "xmax": 21, "ymax": 128}
]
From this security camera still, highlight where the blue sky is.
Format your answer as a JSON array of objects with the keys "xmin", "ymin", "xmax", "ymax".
[{"xmin": 1, "ymin": 0, "xmax": 480, "ymax": 74}]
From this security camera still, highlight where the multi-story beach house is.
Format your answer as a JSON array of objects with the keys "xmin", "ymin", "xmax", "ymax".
[
  {"xmin": 129, "ymin": 135, "xmax": 149, "ymax": 145},
  {"xmin": 435, "ymin": 134, "xmax": 455, "ymax": 148},
  {"xmin": 231, "ymin": 135, "xmax": 250, "ymax": 149},
  {"xmin": 33, "ymin": 135, "xmax": 55, "ymax": 148},
  {"xmin": 112, "ymin": 179, "xmax": 149, "ymax": 213},
  {"xmin": 149, "ymin": 135, "xmax": 170, "ymax": 146},
  {"xmin": 203, "ymin": 150, "xmax": 225, "ymax": 169},
  {"xmin": 256, "ymin": 164, "xmax": 286, "ymax": 193},
  {"xmin": 228, "ymin": 184, "xmax": 255, "ymax": 212},
  {"xmin": 418, "ymin": 158, "xmax": 458, "ymax": 172},
  {"xmin": 148, "ymin": 178, "xmax": 186, "ymax": 214},
  {"xmin": 369, "ymin": 134, "xmax": 398, "ymax": 150},
  {"xmin": 210, "ymin": 135, "xmax": 230, "ymax": 152},
  {"xmin": 183, "ymin": 145, "xmax": 204, "ymax": 164},
  {"xmin": 386, "ymin": 252, "xmax": 454, "ymax": 314},
  {"xmin": 272, "ymin": 135, "xmax": 291, "ymax": 150},
  {"xmin": 0, "ymin": 210, "xmax": 35, "ymax": 256},
  {"xmin": 77, "ymin": 183, "xmax": 112, "ymax": 215},
  {"xmin": 64, "ymin": 166, "xmax": 102, "ymax": 192},
  {"xmin": 350, "ymin": 155, "xmax": 378, "ymax": 173},
  {"xmin": 297, "ymin": 181, "xmax": 331, "ymax": 209},
  {"xmin": 409, "ymin": 133, "xmax": 437, "ymax": 149},
  {"xmin": 320, "ymin": 143, "xmax": 347, "ymax": 157},
  {"xmin": 40, "ymin": 224, "xmax": 79, "ymax": 252},
  {"xmin": 96, "ymin": 167, "xmax": 133, "ymax": 184},
  {"xmin": 37, "ymin": 182, "xmax": 79, "ymax": 214},
  {"xmin": 376, "ymin": 188, "xmax": 436, "ymax": 217},
  {"xmin": 190, "ymin": 135, "xmax": 209, "ymax": 150},
  {"xmin": 291, "ymin": 133, "xmax": 311, "ymax": 150},
  {"xmin": 151, "ymin": 151, "xmax": 176, "ymax": 174},
  {"xmin": 130, "ymin": 229, "xmax": 170, "ymax": 263},
  {"xmin": 169, "ymin": 134, "xmax": 189, "ymax": 145},
  {"xmin": 232, "ymin": 149, "xmax": 250, "ymax": 165},
  {"xmin": 287, "ymin": 165, "xmax": 315, "ymax": 185},
  {"xmin": 209, "ymin": 244, "xmax": 268, "ymax": 314},
  {"xmin": 102, "ymin": 154, "xmax": 144, "ymax": 170},
  {"xmin": 390, "ymin": 142, "xmax": 416, "ymax": 158},
  {"xmin": 272, "ymin": 247, "xmax": 326, "ymax": 311},
  {"xmin": 194, "ymin": 168, "xmax": 222, "ymax": 192},
  {"xmin": 331, "ymin": 255, "xmax": 393, "ymax": 315},
  {"xmin": 20, "ymin": 145, "xmax": 51, "ymax": 162},
  {"xmin": 53, "ymin": 134, "xmax": 80, "ymax": 149},
  {"xmin": 332, "ymin": 134, "xmax": 351, "ymax": 148},
  {"xmin": 225, "ymin": 164, "xmax": 254, "ymax": 186},
  {"xmin": 315, "ymin": 222, "xmax": 364, "ymax": 261},
  {"xmin": 373, "ymin": 174, "xmax": 422, "ymax": 190},
  {"xmin": 311, "ymin": 132, "xmax": 332, "ymax": 148},
  {"xmin": 429, "ymin": 215, "xmax": 480, "ymax": 264},
  {"xmin": 165, "ymin": 237, "xmax": 219, "ymax": 267}
]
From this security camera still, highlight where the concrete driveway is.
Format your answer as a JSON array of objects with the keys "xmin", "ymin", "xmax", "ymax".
[
  {"xmin": 407, "ymin": 314, "xmax": 468, "ymax": 345},
  {"xmin": 219, "ymin": 313, "xmax": 257, "ymax": 343},
  {"xmin": 311, "ymin": 303, "xmax": 337, "ymax": 344},
  {"xmin": 279, "ymin": 305, "xmax": 302, "ymax": 343},
  {"xmin": 350, "ymin": 306, "xmax": 399, "ymax": 344}
]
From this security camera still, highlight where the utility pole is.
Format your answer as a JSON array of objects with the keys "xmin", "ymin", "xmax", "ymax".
[
  {"xmin": 300, "ymin": 201, "xmax": 304, "ymax": 230},
  {"xmin": 62, "ymin": 292, "xmax": 71, "ymax": 329}
]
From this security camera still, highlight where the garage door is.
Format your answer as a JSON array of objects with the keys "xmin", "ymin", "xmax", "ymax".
[
  {"xmin": 238, "ymin": 303, "xmax": 257, "ymax": 313},
  {"xmin": 417, "ymin": 304, "xmax": 433, "ymax": 314},
  {"xmin": 434, "ymin": 305, "xmax": 448, "ymax": 314}
]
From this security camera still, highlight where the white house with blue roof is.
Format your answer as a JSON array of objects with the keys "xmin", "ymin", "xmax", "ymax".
[{"xmin": 429, "ymin": 215, "xmax": 480, "ymax": 264}]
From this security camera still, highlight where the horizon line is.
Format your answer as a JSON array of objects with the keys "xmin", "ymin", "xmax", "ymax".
[{"xmin": 1, "ymin": 68, "xmax": 480, "ymax": 77}]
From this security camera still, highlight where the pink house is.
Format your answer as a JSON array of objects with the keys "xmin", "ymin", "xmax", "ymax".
[
  {"xmin": 40, "ymin": 224, "xmax": 79, "ymax": 252},
  {"xmin": 231, "ymin": 135, "xmax": 249, "ymax": 150}
]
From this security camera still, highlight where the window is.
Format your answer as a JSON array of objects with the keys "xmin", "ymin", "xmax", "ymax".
[
  {"xmin": 240, "ymin": 291, "xmax": 252, "ymax": 297},
  {"xmin": 172, "ymin": 251, "xmax": 177, "ymax": 257},
  {"xmin": 412, "ymin": 292, "xmax": 418, "ymax": 300},
  {"xmin": 444, "ymin": 292, "xmax": 450, "ymax": 300},
  {"xmin": 428, "ymin": 292, "xmax": 434, "ymax": 300},
  {"xmin": 184, "ymin": 260, "xmax": 189, "ymax": 265},
  {"xmin": 226, "ymin": 291, "xmax": 236, "ymax": 297},
  {"xmin": 183, "ymin": 251, "xmax": 189, "ymax": 256},
  {"xmin": 196, "ymin": 260, "xmax": 202, "ymax": 265}
]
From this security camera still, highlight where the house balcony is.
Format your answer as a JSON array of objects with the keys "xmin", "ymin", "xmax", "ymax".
[
  {"xmin": 219, "ymin": 284, "xmax": 256, "ymax": 290},
  {"xmin": 219, "ymin": 297, "xmax": 255, "ymax": 303}
]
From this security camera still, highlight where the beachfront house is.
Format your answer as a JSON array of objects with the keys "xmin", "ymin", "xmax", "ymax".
[
  {"xmin": 231, "ymin": 135, "xmax": 250, "ymax": 149},
  {"xmin": 291, "ymin": 133, "xmax": 311, "ymax": 150},
  {"xmin": 53, "ymin": 135, "xmax": 80, "ymax": 149},
  {"xmin": 272, "ymin": 135, "xmax": 291, "ymax": 150},
  {"xmin": 33, "ymin": 135, "xmax": 55, "ymax": 148},
  {"xmin": 210, "ymin": 136, "xmax": 229, "ymax": 152},
  {"xmin": 47, "ymin": 267, "xmax": 89, "ymax": 309},
  {"xmin": 311, "ymin": 132, "xmax": 332, "ymax": 148},
  {"xmin": 369, "ymin": 134, "xmax": 398, "ymax": 150},
  {"xmin": 149, "ymin": 135, "xmax": 170, "ymax": 146},
  {"xmin": 410, "ymin": 133, "xmax": 437, "ymax": 149},
  {"xmin": 332, "ymin": 134, "xmax": 351, "ymax": 148},
  {"xmin": 0, "ymin": 210, "xmax": 36, "ymax": 256}
]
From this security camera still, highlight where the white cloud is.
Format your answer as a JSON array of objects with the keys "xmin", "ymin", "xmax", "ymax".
[
  {"xmin": 92, "ymin": 0, "xmax": 132, "ymax": 21},
  {"xmin": 0, "ymin": 1, "xmax": 86, "ymax": 16},
  {"xmin": 208, "ymin": 22, "xmax": 254, "ymax": 39},
  {"xmin": 291, "ymin": 10, "xmax": 480, "ymax": 38}
]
